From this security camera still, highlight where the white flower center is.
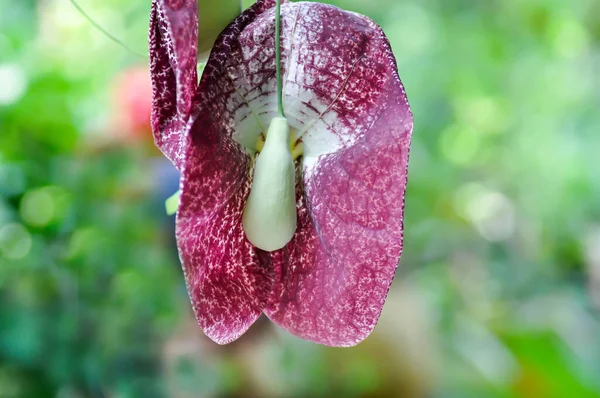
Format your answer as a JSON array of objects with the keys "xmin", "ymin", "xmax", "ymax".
[{"xmin": 242, "ymin": 116, "xmax": 297, "ymax": 251}]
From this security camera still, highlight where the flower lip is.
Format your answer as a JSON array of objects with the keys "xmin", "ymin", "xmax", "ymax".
[{"xmin": 242, "ymin": 116, "xmax": 297, "ymax": 251}]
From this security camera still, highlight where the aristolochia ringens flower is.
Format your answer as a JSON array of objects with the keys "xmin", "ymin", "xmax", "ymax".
[{"xmin": 149, "ymin": 0, "xmax": 413, "ymax": 346}]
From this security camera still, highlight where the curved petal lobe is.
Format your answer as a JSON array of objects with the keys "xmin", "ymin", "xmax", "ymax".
[
  {"xmin": 175, "ymin": 0, "xmax": 278, "ymax": 344},
  {"xmin": 149, "ymin": 0, "xmax": 198, "ymax": 169}
]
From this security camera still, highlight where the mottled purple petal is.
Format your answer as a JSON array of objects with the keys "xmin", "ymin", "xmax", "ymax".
[
  {"xmin": 175, "ymin": 0, "xmax": 279, "ymax": 344},
  {"xmin": 266, "ymin": 81, "xmax": 411, "ymax": 346},
  {"xmin": 265, "ymin": 4, "xmax": 412, "ymax": 347},
  {"xmin": 172, "ymin": 0, "xmax": 411, "ymax": 346},
  {"xmin": 220, "ymin": 3, "xmax": 412, "ymax": 346},
  {"xmin": 176, "ymin": 152, "xmax": 272, "ymax": 344},
  {"xmin": 149, "ymin": 0, "xmax": 198, "ymax": 169}
]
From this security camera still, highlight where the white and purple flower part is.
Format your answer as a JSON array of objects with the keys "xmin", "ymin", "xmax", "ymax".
[{"xmin": 149, "ymin": 0, "xmax": 413, "ymax": 346}]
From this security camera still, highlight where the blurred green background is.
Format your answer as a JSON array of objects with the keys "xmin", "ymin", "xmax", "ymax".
[{"xmin": 1, "ymin": 0, "xmax": 599, "ymax": 397}]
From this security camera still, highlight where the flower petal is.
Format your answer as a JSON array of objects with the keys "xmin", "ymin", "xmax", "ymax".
[
  {"xmin": 266, "ymin": 85, "xmax": 412, "ymax": 346},
  {"xmin": 259, "ymin": 4, "xmax": 413, "ymax": 346},
  {"xmin": 175, "ymin": 0, "xmax": 279, "ymax": 344},
  {"xmin": 176, "ymin": 162, "xmax": 273, "ymax": 344},
  {"xmin": 149, "ymin": 0, "xmax": 198, "ymax": 169}
]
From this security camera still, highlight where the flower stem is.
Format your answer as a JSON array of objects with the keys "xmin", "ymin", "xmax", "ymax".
[
  {"xmin": 275, "ymin": 0, "xmax": 284, "ymax": 117},
  {"xmin": 69, "ymin": 0, "xmax": 146, "ymax": 59}
]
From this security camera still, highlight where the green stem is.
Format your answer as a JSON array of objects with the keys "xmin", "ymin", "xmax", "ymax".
[
  {"xmin": 275, "ymin": 0, "xmax": 284, "ymax": 117},
  {"xmin": 69, "ymin": 0, "xmax": 146, "ymax": 59}
]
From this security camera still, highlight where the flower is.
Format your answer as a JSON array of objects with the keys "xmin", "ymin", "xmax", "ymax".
[{"xmin": 149, "ymin": 0, "xmax": 413, "ymax": 346}]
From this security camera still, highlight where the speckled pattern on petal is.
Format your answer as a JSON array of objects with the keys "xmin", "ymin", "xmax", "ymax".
[
  {"xmin": 175, "ymin": 0, "xmax": 279, "ymax": 345},
  {"xmin": 266, "ymin": 80, "xmax": 412, "ymax": 346},
  {"xmin": 251, "ymin": 3, "xmax": 413, "ymax": 346},
  {"xmin": 154, "ymin": 0, "xmax": 412, "ymax": 346},
  {"xmin": 149, "ymin": 0, "xmax": 198, "ymax": 169}
]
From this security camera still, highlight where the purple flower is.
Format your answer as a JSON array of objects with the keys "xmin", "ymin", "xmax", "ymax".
[{"xmin": 149, "ymin": 0, "xmax": 413, "ymax": 346}]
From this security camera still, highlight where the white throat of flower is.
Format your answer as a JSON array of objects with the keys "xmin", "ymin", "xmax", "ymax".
[{"xmin": 242, "ymin": 116, "xmax": 297, "ymax": 252}]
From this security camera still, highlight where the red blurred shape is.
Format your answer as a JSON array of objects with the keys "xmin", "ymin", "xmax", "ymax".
[{"xmin": 112, "ymin": 65, "xmax": 153, "ymax": 141}]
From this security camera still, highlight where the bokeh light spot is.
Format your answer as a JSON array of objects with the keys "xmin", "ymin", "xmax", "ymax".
[
  {"xmin": 454, "ymin": 183, "xmax": 516, "ymax": 242},
  {"xmin": 454, "ymin": 96, "xmax": 507, "ymax": 135},
  {"xmin": 439, "ymin": 124, "xmax": 482, "ymax": 166},
  {"xmin": 469, "ymin": 192, "xmax": 515, "ymax": 242},
  {"xmin": 0, "ymin": 223, "xmax": 32, "ymax": 260},
  {"xmin": 19, "ymin": 186, "xmax": 70, "ymax": 228},
  {"xmin": 552, "ymin": 18, "xmax": 589, "ymax": 59},
  {"xmin": 0, "ymin": 63, "xmax": 27, "ymax": 105},
  {"xmin": 385, "ymin": 4, "xmax": 433, "ymax": 57},
  {"xmin": 20, "ymin": 188, "xmax": 54, "ymax": 227}
]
